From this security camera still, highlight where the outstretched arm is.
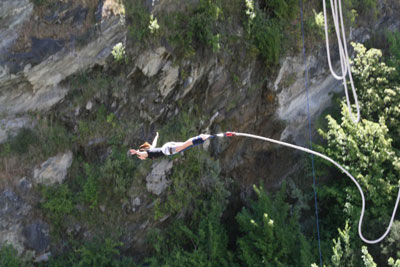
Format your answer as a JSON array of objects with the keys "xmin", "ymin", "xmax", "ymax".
[
  {"xmin": 129, "ymin": 149, "xmax": 148, "ymax": 160},
  {"xmin": 151, "ymin": 132, "xmax": 159, "ymax": 148},
  {"xmin": 175, "ymin": 134, "xmax": 211, "ymax": 153}
]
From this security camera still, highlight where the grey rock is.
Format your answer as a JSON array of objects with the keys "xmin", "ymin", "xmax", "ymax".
[
  {"xmin": 99, "ymin": 205, "xmax": 106, "ymax": 213},
  {"xmin": 34, "ymin": 252, "xmax": 51, "ymax": 263},
  {"xmin": 22, "ymin": 221, "xmax": 49, "ymax": 254},
  {"xmin": 75, "ymin": 106, "xmax": 80, "ymax": 116},
  {"xmin": 158, "ymin": 61, "xmax": 179, "ymax": 99},
  {"xmin": 146, "ymin": 159, "xmax": 173, "ymax": 195},
  {"xmin": 0, "ymin": 16, "xmax": 125, "ymax": 116},
  {"xmin": 6, "ymin": 38, "xmax": 66, "ymax": 74},
  {"xmin": 0, "ymin": 0, "xmax": 33, "ymax": 61},
  {"xmin": 135, "ymin": 47, "xmax": 167, "ymax": 77},
  {"xmin": 95, "ymin": 0, "xmax": 105, "ymax": 22},
  {"xmin": 0, "ymin": 189, "xmax": 32, "ymax": 255},
  {"xmin": 33, "ymin": 151, "xmax": 73, "ymax": 185},
  {"xmin": 133, "ymin": 197, "xmax": 141, "ymax": 206},
  {"xmin": 0, "ymin": 116, "xmax": 35, "ymax": 144},
  {"xmin": 131, "ymin": 197, "xmax": 141, "ymax": 212},
  {"xmin": 272, "ymin": 56, "xmax": 342, "ymax": 145},
  {"xmin": 17, "ymin": 177, "xmax": 32, "ymax": 193},
  {"xmin": 67, "ymin": 223, "xmax": 82, "ymax": 236},
  {"xmin": 86, "ymin": 100, "xmax": 93, "ymax": 111}
]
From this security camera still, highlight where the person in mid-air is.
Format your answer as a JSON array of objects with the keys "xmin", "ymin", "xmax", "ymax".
[{"xmin": 129, "ymin": 132, "xmax": 211, "ymax": 160}]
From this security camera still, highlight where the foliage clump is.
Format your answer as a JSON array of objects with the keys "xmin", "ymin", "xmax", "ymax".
[
  {"xmin": 111, "ymin": 42, "xmax": 126, "ymax": 63},
  {"xmin": 0, "ymin": 244, "xmax": 23, "ymax": 267},
  {"xmin": 316, "ymin": 42, "xmax": 400, "ymax": 266},
  {"xmin": 236, "ymin": 183, "xmax": 313, "ymax": 266},
  {"xmin": 244, "ymin": 0, "xmax": 299, "ymax": 66}
]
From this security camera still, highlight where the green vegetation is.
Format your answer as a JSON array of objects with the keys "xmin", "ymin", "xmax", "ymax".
[
  {"xmin": 315, "ymin": 42, "xmax": 400, "ymax": 266},
  {"xmin": 386, "ymin": 31, "xmax": 400, "ymax": 81},
  {"xmin": 6, "ymin": 128, "xmax": 38, "ymax": 155},
  {"xmin": 236, "ymin": 183, "xmax": 313, "ymax": 266},
  {"xmin": 244, "ymin": 0, "xmax": 299, "ymax": 66},
  {"xmin": 154, "ymin": 149, "xmax": 227, "ymax": 220},
  {"xmin": 30, "ymin": 0, "xmax": 47, "ymax": 6},
  {"xmin": 305, "ymin": 9, "xmax": 325, "ymax": 41},
  {"xmin": 111, "ymin": 42, "xmax": 126, "ymax": 63},
  {"xmin": 148, "ymin": 195, "xmax": 232, "ymax": 266},
  {"xmin": 41, "ymin": 184, "xmax": 75, "ymax": 229},
  {"xmin": 47, "ymin": 238, "xmax": 136, "ymax": 266},
  {"xmin": 0, "ymin": 244, "xmax": 23, "ymax": 267},
  {"xmin": 124, "ymin": 1, "xmax": 151, "ymax": 42},
  {"xmin": 350, "ymin": 42, "xmax": 400, "ymax": 141},
  {"xmin": 0, "ymin": 119, "xmax": 72, "ymax": 171},
  {"xmin": 80, "ymin": 163, "xmax": 100, "ymax": 209},
  {"xmin": 162, "ymin": 0, "xmax": 222, "ymax": 57},
  {"xmin": 123, "ymin": 0, "xmax": 299, "ymax": 64},
  {"xmin": 148, "ymin": 14, "xmax": 160, "ymax": 34},
  {"xmin": 344, "ymin": 0, "xmax": 378, "ymax": 22},
  {"xmin": 249, "ymin": 14, "xmax": 281, "ymax": 66}
]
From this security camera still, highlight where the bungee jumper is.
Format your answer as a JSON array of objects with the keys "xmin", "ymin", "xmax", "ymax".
[{"xmin": 129, "ymin": 132, "xmax": 212, "ymax": 160}]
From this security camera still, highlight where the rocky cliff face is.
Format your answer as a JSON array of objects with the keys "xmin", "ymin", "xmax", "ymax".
[{"xmin": 0, "ymin": 0, "xmax": 399, "ymax": 260}]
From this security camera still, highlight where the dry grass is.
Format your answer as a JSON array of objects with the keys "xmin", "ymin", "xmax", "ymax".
[{"xmin": 0, "ymin": 156, "xmax": 30, "ymax": 191}]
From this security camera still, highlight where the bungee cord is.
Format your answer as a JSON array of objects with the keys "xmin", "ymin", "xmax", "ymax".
[
  {"xmin": 205, "ymin": 132, "xmax": 400, "ymax": 244},
  {"xmin": 322, "ymin": 0, "xmax": 361, "ymax": 123}
]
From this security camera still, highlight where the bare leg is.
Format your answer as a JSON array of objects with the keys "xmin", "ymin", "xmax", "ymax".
[
  {"xmin": 174, "ymin": 139, "xmax": 193, "ymax": 153},
  {"xmin": 174, "ymin": 134, "xmax": 211, "ymax": 153}
]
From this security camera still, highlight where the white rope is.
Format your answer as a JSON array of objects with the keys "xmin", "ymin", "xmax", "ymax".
[
  {"xmin": 217, "ymin": 132, "xmax": 400, "ymax": 244},
  {"xmin": 322, "ymin": 0, "xmax": 361, "ymax": 123}
]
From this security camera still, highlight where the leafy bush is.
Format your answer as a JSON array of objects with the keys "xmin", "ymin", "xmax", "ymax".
[
  {"xmin": 76, "ymin": 105, "xmax": 124, "ymax": 146},
  {"xmin": 98, "ymin": 146, "xmax": 137, "ymax": 202},
  {"xmin": 37, "ymin": 120, "xmax": 71, "ymax": 158},
  {"xmin": 244, "ymin": 0, "xmax": 299, "ymax": 66},
  {"xmin": 41, "ymin": 184, "xmax": 75, "ymax": 228},
  {"xmin": 329, "ymin": 221, "xmax": 355, "ymax": 267},
  {"xmin": 249, "ymin": 15, "xmax": 281, "ymax": 66},
  {"xmin": 148, "ymin": 201, "xmax": 233, "ymax": 266},
  {"xmin": 75, "ymin": 238, "xmax": 122, "ymax": 266},
  {"xmin": 381, "ymin": 221, "xmax": 400, "ymax": 260},
  {"xmin": 1, "ymin": 119, "xmax": 72, "ymax": 161},
  {"xmin": 8, "ymin": 128, "xmax": 38, "ymax": 155},
  {"xmin": 258, "ymin": 0, "xmax": 298, "ymax": 21},
  {"xmin": 305, "ymin": 10, "xmax": 325, "ymax": 40},
  {"xmin": 154, "ymin": 148, "xmax": 227, "ymax": 220},
  {"xmin": 148, "ymin": 15, "xmax": 160, "ymax": 34},
  {"xmin": 0, "ymin": 244, "xmax": 22, "ymax": 267},
  {"xmin": 319, "ymin": 104, "xmax": 400, "ymax": 232},
  {"xmin": 47, "ymin": 238, "xmax": 136, "ymax": 267},
  {"xmin": 165, "ymin": 0, "xmax": 222, "ymax": 57},
  {"xmin": 387, "ymin": 31, "xmax": 400, "ymax": 81},
  {"xmin": 124, "ymin": 1, "xmax": 151, "ymax": 42},
  {"xmin": 350, "ymin": 43, "xmax": 400, "ymax": 133},
  {"xmin": 111, "ymin": 42, "xmax": 126, "ymax": 63},
  {"xmin": 80, "ymin": 163, "xmax": 100, "ymax": 209},
  {"xmin": 236, "ymin": 183, "xmax": 313, "ymax": 266},
  {"xmin": 344, "ymin": 0, "xmax": 378, "ymax": 22},
  {"xmin": 316, "ymin": 42, "xmax": 400, "ymax": 266}
]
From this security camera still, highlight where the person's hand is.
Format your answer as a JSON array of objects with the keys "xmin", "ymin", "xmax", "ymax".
[{"xmin": 129, "ymin": 149, "xmax": 148, "ymax": 160}]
